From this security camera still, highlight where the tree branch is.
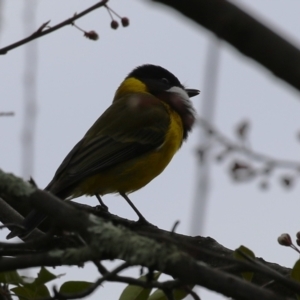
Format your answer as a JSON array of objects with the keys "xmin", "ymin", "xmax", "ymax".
[
  {"xmin": 0, "ymin": 169, "xmax": 298, "ymax": 300},
  {"xmin": 51, "ymin": 262, "xmax": 130, "ymax": 300},
  {"xmin": 0, "ymin": 0, "xmax": 108, "ymax": 55},
  {"xmin": 152, "ymin": 0, "xmax": 300, "ymax": 95},
  {"xmin": 198, "ymin": 117, "xmax": 300, "ymax": 171}
]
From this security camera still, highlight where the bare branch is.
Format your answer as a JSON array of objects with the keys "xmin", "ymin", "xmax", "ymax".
[
  {"xmin": 0, "ymin": 112, "xmax": 14, "ymax": 116},
  {"xmin": 198, "ymin": 117, "xmax": 300, "ymax": 172},
  {"xmin": 0, "ymin": 0, "xmax": 108, "ymax": 55},
  {"xmin": 152, "ymin": 0, "xmax": 300, "ymax": 95}
]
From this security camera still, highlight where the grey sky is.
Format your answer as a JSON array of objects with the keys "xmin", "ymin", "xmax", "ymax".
[{"xmin": 1, "ymin": 1, "xmax": 300, "ymax": 299}]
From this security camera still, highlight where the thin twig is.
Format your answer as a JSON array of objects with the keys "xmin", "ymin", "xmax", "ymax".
[
  {"xmin": 186, "ymin": 288, "xmax": 201, "ymax": 300},
  {"xmin": 50, "ymin": 262, "xmax": 129, "ymax": 300},
  {"xmin": 93, "ymin": 260, "xmax": 108, "ymax": 275},
  {"xmin": 198, "ymin": 117, "xmax": 300, "ymax": 171},
  {"xmin": 109, "ymin": 276, "xmax": 180, "ymax": 290},
  {"xmin": 234, "ymin": 249, "xmax": 300, "ymax": 292},
  {"xmin": 0, "ymin": 112, "xmax": 14, "ymax": 116},
  {"xmin": 171, "ymin": 220, "xmax": 180, "ymax": 233},
  {"xmin": 0, "ymin": 0, "xmax": 109, "ymax": 55}
]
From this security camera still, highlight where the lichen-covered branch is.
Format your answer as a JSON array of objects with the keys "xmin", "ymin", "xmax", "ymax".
[{"xmin": 0, "ymin": 169, "xmax": 298, "ymax": 300}]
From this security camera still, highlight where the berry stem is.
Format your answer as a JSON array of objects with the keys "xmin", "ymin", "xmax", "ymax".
[
  {"xmin": 105, "ymin": 5, "xmax": 115, "ymax": 20},
  {"xmin": 105, "ymin": 5, "xmax": 122, "ymax": 19}
]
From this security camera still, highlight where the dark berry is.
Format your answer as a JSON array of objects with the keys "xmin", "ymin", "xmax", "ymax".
[
  {"xmin": 111, "ymin": 20, "xmax": 119, "ymax": 29},
  {"xmin": 121, "ymin": 17, "xmax": 129, "ymax": 27}
]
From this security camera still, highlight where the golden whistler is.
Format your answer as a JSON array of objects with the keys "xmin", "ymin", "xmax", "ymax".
[{"xmin": 7, "ymin": 64, "xmax": 199, "ymax": 239}]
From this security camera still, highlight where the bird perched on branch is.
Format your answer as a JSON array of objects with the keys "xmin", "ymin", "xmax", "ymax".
[{"xmin": 7, "ymin": 64, "xmax": 199, "ymax": 239}]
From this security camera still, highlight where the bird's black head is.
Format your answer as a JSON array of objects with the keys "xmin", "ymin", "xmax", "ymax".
[
  {"xmin": 127, "ymin": 64, "xmax": 183, "ymax": 95},
  {"xmin": 127, "ymin": 64, "xmax": 199, "ymax": 98},
  {"xmin": 127, "ymin": 64, "xmax": 200, "ymax": 140}
]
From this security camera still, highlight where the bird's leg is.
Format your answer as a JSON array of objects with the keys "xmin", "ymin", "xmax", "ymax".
[
  {"xmin": 95, "ymin": 194, "xmax": 109, "ymax": 212},
  {"xmin": 120, "ymin": 192, "xmax": 149, "ymax": 224}
]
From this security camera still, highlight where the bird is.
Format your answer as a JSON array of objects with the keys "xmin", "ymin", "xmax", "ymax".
[{"xmin": 7, "ymin": 64, "xmax": 199, "ymax": 239}]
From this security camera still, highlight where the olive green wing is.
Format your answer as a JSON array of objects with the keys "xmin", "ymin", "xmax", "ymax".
[{"xmin": 46, "ymin": 93, "xmax": 170, "ymax": 196}]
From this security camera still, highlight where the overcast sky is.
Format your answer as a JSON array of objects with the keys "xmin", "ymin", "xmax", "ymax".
[{"xmin": 1, "ymin": 1, "xmax": 300, "ymax": 299}]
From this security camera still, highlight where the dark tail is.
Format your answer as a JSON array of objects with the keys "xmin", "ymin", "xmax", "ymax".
[{"xmin": 6, "ymin": 210, "xmax": 47, "ymax": 240}]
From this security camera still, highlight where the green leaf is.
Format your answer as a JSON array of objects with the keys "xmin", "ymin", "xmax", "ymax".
[
  {"xmin": 34, "ymin": 267, "xmax": 58, "ymax": 285},
  {"xmin": 291, "ymin": 260, "xmax": 300, "ymax": 300},
  {"xmin": 291, "ymin": 260, "xmax": 300, "ymax": 282},
  {"xmin": 148, "ymin": 289, "xmax": 167, "ymax": 300},
  {"xmin": 119, "ymin": 272, "xmax": 161, "ymax": 300},
  {"xmin": 59, "ymin": 281, "xmax": 93, "ymax": 294},
  {"xmin": 0, "ymin": 271, "xmax": 24, "ymax": 285},
  {"xmin": 233, "ymin": 245, "xmax": 255, "ymax": 282},
  {"xmin": 9, "ymin": 268, "xmax": 59, "ymax": 300},
  {"xmin": 11, "ymin": 284, "xmax": 50, "ymax": 299},
  {"xmin": 149, "ymin": 287, "xmax": 192, "ymax": 300}
]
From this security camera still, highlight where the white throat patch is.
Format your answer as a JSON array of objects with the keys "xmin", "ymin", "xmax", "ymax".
[{"xmin": 166, "ymin": 86, "xmax": 190, "ymax": 102}]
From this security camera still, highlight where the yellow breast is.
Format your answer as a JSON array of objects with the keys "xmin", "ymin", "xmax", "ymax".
[{"xmin": 73, "ymin": 104, "xmax": 183, "ymax": 197}]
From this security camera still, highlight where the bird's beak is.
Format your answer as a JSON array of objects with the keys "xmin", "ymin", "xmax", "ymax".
[{"xmin": 185, "ymin": 88, "xmax": 200, "ymax": 98}]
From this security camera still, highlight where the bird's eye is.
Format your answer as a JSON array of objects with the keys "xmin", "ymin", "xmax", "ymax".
[{"xmin": 161, "ymin": 78, "xmax": 169, "ymax": 85}]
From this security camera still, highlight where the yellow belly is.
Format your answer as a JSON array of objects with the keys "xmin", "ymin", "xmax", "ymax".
[{"xmin": 73, "ymin": 108, "xmax": 183, "ymax": 197}]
